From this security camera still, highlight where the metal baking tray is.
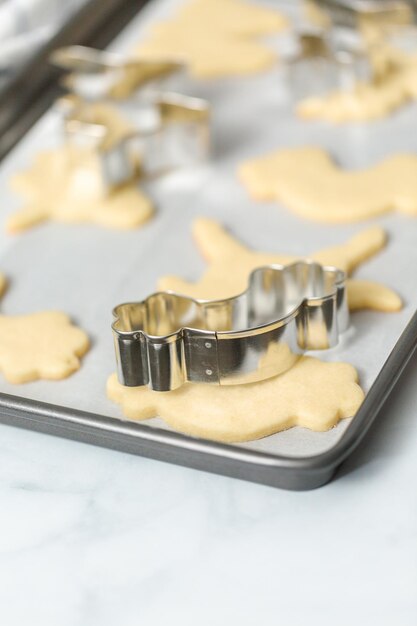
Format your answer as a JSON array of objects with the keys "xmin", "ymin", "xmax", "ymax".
[{"xmin": 0, "ymin": 0, "xmax": 416, "ymax": 490}]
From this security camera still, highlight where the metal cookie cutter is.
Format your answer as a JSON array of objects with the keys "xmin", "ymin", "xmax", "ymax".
[
  {"xmin": 50, "ymin": 46, "xmax": 210, "ymax": 189},
  {"xmin": 286, "ymin": 0, "xmax": 417, "ymax": 98},
  {"xmin": 284, "ymin": 26, "xmax": 373, "ymax": 97},
  {"xmin": 112, "ymin": 261, "xmax": 349, "ymax": 392},
  {"xmin": 307, "ymin": 0, "xmax": 417, "ymax": 30}
]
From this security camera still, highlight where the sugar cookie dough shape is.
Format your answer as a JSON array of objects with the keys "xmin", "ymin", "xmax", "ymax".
[
  {"xmin": 107, "ymin": 356, "xmax": 364, "ymax": 443},
  {"xmin": 7, "ymin": 51, "xmax": 156, "ymax": 233},
  {"xmin": 136, "ymin": 0, "xmax": 288, "ymax": 79},
  {"xmin": 0, "ymin": 277, "xmax": 89, "ymax": 384},
  {"xmin": 239, "ymin": 146, "xmax": 417, "ymax": 223},
  {"xmin": 7, "ymin": 145, "xmax": 154, "ymax": 233},
  {"xmin": 158, "ymin": 218, "xmax": 402, "ymax": 313},
  {"xmin": 295, "ymin": 0, "xmax": 417, "ymax": 121}
]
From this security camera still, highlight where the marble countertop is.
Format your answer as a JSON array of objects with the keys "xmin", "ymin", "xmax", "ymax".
[{"xmin": 0, "ymin": 352, "xmax": 416, "ymax": 625}]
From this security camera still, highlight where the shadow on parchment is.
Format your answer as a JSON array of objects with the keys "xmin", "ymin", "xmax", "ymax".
[{"xmin": 336, "ymin": 349, "xmax": 417, "ymax": 481}]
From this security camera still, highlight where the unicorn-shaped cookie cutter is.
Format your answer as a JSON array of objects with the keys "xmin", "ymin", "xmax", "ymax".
[{"xmin": 112, "ymin": 261, "xmax": 349, "ymax": 392}]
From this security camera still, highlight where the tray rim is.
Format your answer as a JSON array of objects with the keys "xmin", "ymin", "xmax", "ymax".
[{"xmin": 0, "ymin": 309, "xmax": 415, "ymax": 490}]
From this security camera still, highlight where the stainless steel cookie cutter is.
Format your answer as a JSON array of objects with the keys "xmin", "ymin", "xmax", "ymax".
[
  {"xmin": 112, "ymin": 261, "xmax": 349, "ymax": 392},
  {"xmin": 284, "ymin": 26, "xmax": 373, "ymax": 96},
  {"xmin": 50, "ymin": 46, "xmax": 210, "ymax": 189},
  {"xmin": 286, "ymin": 0, "xmax": 417, "ymax": 97},
  {"xmin": 307, "ymin": 0, "xmax": 417, "ymax": 30}
]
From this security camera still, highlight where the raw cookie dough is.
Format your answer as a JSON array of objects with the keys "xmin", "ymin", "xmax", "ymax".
[
  {"xmin": 158, "ymin": 218, "xmax": 402, "ymax": 312},
  {"xmin": 0, "ymin": 311, "xmax": 89, "ymax": 384},
  {"xmin": 107, "ymin": 357, "xmax": 364, "ymax": 442},
  {"xmin": 7, "ymin": 144, "xmax": 153, "ymax": 233},
  {"xmin": 136, "ymin": 0, "xmax": 288, "ymax": 79},
  {"xmin": 238, "ymin": 146, "xmax": 417, "ymax": 223},
  {"xmin": 0, "ymin": 263, "xmax": 89, "ymax": 384},
  {"xmin": 297, "ymin": 48, "xmax": 417, "ymax": 122}
]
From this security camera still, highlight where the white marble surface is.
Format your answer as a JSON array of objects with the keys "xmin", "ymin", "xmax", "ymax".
[{"xmin": 0, "ymin": 352, "xmax": 416, "ymax": 625}]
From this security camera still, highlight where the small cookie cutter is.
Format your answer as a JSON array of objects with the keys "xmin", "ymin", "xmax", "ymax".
[
  {"xmin": 284, "ymin": 26, "xmax": 373, "ymax": 96},
  {"xmin": 50, "ymin": 46, "xmax": 210, "ymax": 189},
  {"xmin": 307, "ymin": 0, "xmax": 417, "ymax": 30},
  {"xmin": 112, "ymin": 261, "xmax": 349, "ymax": 392},
  {"xmin": 286, "ymin": 0, "xmax": 417, "ymax": 96}
]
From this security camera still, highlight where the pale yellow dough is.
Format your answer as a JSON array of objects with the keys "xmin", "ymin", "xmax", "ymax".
[
  {"xmin": 297, "ymin": 48, "xmax": 417, "ymax": 122},
  {"xmin": 238, "ymin": 146, "xmax": 417, "ymax": 223},
  {"xmin": 136, "ymin": 0, "xmax": 288, "ymax": 79},
  {"xmin": 7, "ymin": 145, "xmax": 153, "ymax": 233},
  {"xmin": 107, "ymin": 218, "xmax": 398, "ymax": 441},
  {"xmin": 0, "ymin": 311, "xmax": 89, "ymax": 384},
  {"xmin": 107, "ymin": 357, "xmax": 364, "ymax": 443},
  {"xmin": 158, "ymin": 218, "xmax": 402, "ymax": 313}
]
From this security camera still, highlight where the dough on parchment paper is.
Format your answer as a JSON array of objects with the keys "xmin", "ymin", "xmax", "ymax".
[
  {"xmin": 297, "ymin": 48, "xmax": 417, "ymax": 123},
  {"xmin": 7, "ymin": 103, "xmax": 153, "ymax": 234},
  {"xmin": 238, "ymin": 146, "xmax": 417, "ymax": 223},
  {"xmin": 7, "ymin": 144, "xmax": 153, "ymax": 233},
  {"xmin": 0, "ymin": 266, "xmax": 89, "ymax": 384},
  {"xmin": 136, "ymin": 0, "xmax": 289, "ymax": 79},
  {"xmin": 107, "ymin": 356, "xmax": 364, "ymax": 443},
  {"xmin": 0, "ymin": 311, "xmax": 90, "ymax": 384},
  {"xmin": 158, "ymin": 218, "xmax": 402, "ymax": 313}
]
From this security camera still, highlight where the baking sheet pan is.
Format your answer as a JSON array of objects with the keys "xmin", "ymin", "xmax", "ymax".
[{"xmin": 0, "ymin": 0, "xmax": 416, "ymax": 488}]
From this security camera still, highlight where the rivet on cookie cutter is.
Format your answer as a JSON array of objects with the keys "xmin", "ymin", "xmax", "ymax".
[
  {"xmin": 50, "ymin": 46, "xmax": 211, "ymax": 189},
  {"xmin": 112, "ymin": 261, "xmax": 349, "ymax": 392}
]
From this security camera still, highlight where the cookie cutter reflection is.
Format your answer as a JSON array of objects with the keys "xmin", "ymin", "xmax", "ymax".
[
  {"xmin": 112, "ymin": 261, "xmax": 349, "ymax": 392},
  {"xmin": 50, "ymin": 46, "xmax": 211, "ymax": 189}
]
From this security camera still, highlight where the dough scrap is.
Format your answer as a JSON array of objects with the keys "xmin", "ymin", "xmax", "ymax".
[
  {"xmin": 0, "ymin": 311, "xmax": 89, "ymax": 384},
  {"xmin": 136, "ymin": 0, "xmax": 288, "ymax": 79},
  {"xmin": 7, "ymin": 144, "xmax": 153, "ymax": 233},
  {"xmin": 238, "ymin": 146, "xmax": 417, "ymax": 222},
  {"xmin": 107, "ymin": 357, "xmax": 364, "ymax": 442},
  {"xmin": 158, "ymin": 217, "xmax": 402, "ymax": 312},
  {"xmin": 297, "ymin": 48, "xmax": 417, "ymax": 122}
]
